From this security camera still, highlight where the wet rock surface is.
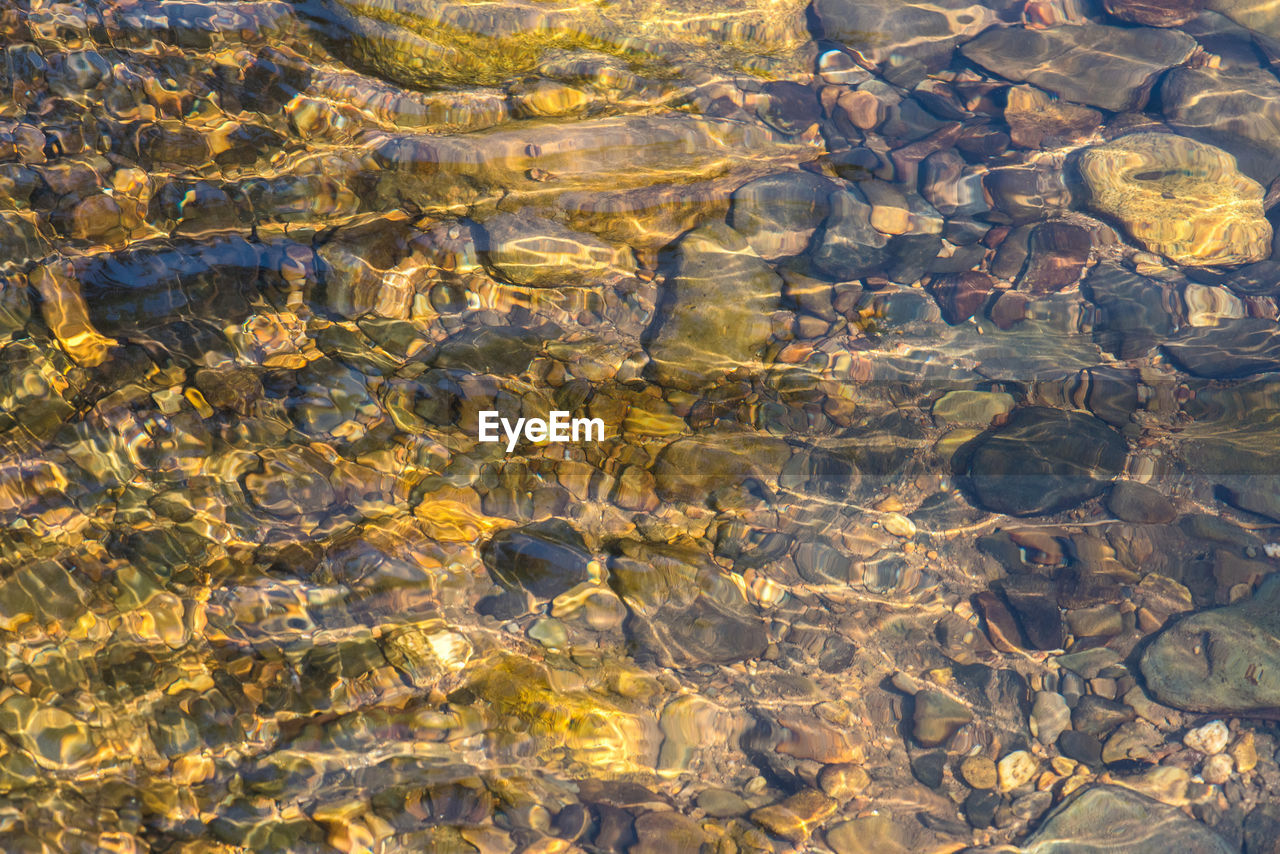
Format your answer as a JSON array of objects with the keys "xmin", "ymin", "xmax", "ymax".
[{"xmin": 1, "ymin": 0, "xmax": 1280, "ymax": 851}]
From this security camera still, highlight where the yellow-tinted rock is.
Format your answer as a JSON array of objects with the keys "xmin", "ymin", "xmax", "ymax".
[{"xmin": 1080, "ymin": 133, "xmax": 1272, "ymax": 267}]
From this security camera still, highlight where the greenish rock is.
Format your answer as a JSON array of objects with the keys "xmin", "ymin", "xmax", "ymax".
[
  {"xmin": 651, "ymin": 434, "xmax": 791, "ymax": 506},
  {"xmin": 0, "ymin": 695, "xmax": 95, "ymax": 769},
  {"xmin": 1142, "ymin": 573, "xmax": 1280, "ymax": 713},
  {"xmin": 1016, "ymin": 785, "xmax": 1236, "ymax": 853},
  {"xmin": 931, "ymin": 390, "xmax": 1015, "ymax": 426},
  {"xmin": 478, "ymin": 210, "xmax": 634, "ymax": 287},
  {"xmin": 697, "ymin": 788, "xmax": 750, "ymax": 818},
  {"xmin": 645, "ymin": 221, "xmax": 782, "ymax": 387},
  {"xmin": 1223, "ymin": 485, "xmax": 1280, "ymax": 523},
  {"xmin": 912, "ymin": 690, "xmax": 973, "ymax": 747}
]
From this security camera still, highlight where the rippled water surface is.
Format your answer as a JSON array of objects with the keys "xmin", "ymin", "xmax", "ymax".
[{"xmin": 5, "ymin": 0, "xmax": 1280, "ymax": 851}]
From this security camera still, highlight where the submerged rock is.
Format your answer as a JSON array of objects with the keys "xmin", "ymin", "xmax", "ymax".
[
  {"xmin": 1014, "ymin": 785, "xmax": 1237, "ymax": 853},
  {"xmin": 962, "ymin": 24, "xmax": 1197, "ymax": 112},
  {"xmin": 1079, "ymin": 133, "xmax": 1271, "ymax": 267},
  {"xmin": 1142, "ymin": 573, "xmax": 1280, "ymax": 714},
  {"xmin": 1106, "ymin": 0, "xmax": 1206, "ymax": 26},
  {"xmin": 302, "ymin": 0, "xmax": 813, "ymax": 89},
  {"xmin": 1004, "ymin": 85, "xmax": 1102, "ymax": 151},
  {"xmin": 478, "ymin": 210, "xmax": 634, "ymax": 287},
  {"xmin": 813, "ymin": 0, "xmax": 996, "ymax": 85},
  {"xmin": 645, "ymin": 221, "xmax": 782, "ymax": 387},
  {"xmin": 962, "ymin": 407, "xmax": 1128, "ymax": 517},
  {"xmin": 1162, "ymin": 318, "xmax": 1280, "ymax": 378},
  {"xmin": 481, "ymin": 519, "xmax": 592, "ymax": 599},
  {"xmin": 728, "ymin": 172, "xmax": 835, "ymax": 261},
  {"xmin": 1162, "ymin": 65, "xmax": 1280, "ymax": 185}
]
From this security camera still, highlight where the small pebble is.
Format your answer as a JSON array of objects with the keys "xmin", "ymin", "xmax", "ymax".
[{"xmin": 1202, "ymin": 752, "xmax": 1233, "ymax": 785}]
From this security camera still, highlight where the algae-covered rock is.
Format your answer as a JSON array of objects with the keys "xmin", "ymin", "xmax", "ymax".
[{"xmin": 1079, "ymin": 133, "xmax": 1272, "ymax": 267}]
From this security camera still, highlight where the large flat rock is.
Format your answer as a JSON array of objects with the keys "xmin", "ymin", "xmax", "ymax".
[{"xmin": 962, "ymin": 24, "xmax": 1197, "ymax": 112}]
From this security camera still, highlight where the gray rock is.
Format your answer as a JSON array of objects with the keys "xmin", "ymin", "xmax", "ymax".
[
  {"xmin": 645, "ymin": 221, "xmax": 781, "ymax": 387},
  {"xmin": 962, "ymin": 407, "xmax": 1129, "ymax": 517},
  {"xmin": 1030, "ymin": 691, "xmax": 1070, "ymax": 745},
  {"xmin": 962, "ymin": 24, "xmax": 1197, "ymax": 112},
  {"xmin": 1142, "ymin": 573, "xmax": 1280, "ymax": 713},
  {"xmin": 1017, "ymin": 785, "xmax": 1237, "ymax": 854},
  {"xmin": 1108, "ymin": 481, "xmax": 1176, "ymax": 524},
  {"xmin": 729, "ymin": 172, "xmax": 836, "ymax": 260},
  {"xmin": 1162, "ymin": 65, "xmax": 1280, "ymax": 184},
  {"xmin": 813, "ymin": 0, "xmax": 997, "ymax": 86}
]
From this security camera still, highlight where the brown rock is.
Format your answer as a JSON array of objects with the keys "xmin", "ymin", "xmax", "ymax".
[
  {"xmin": 1020, "ymin": 222, "xmax": 1091, "ymax": 293},
  {"xmin": 1006, "ymin": 85, "xmax": 1102, "ymax": 150},
  {"xmin": 975, "ymin": 590, "xmax": 1024, "ymax": 652},
  {"xmin": 751, "ymin": 789, "xmax": 838, "ymax": 843},
  {"xmin": 928, "ymin": 271, "xmax": 993, "ymax": 325}
]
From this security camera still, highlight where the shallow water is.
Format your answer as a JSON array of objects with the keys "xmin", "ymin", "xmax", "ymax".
[{"xmin": 2, "ymin": 0, "xmax": 1280, "ymax": 851}]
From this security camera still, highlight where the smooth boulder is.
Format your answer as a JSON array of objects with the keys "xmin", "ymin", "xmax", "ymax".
[
  {"xmin": 962, "ymin": 407, "xmax": 1128, "ymax": 517},
  {"xmin": 1142, "ymin": 573, "xmax": 1280, "ymax": 714}
]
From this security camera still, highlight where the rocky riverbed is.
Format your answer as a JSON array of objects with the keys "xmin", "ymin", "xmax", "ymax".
[{"xmin": 1, "ymin": 0, "xmax": 1280, "ymax": 852}]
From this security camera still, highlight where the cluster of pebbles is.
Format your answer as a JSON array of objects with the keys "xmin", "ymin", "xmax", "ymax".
[{"xmin": 2, "ymin": 0, "xmax": 1280, "ymax": 852}]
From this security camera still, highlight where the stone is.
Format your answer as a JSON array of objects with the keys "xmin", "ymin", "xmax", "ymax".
[
  {"xmin": 1108, "ymin": 481, "xmax": 1176, "ymax": 524},
  {"xmin": 1106, "ymin": 0, "xmax": 1206, "ymax": 26},
  {"xmin": 306, "ymin": 0, "xmax": 812, "ymax": 90},
  {"xmin": 750, "ymin": 789, "xmax": 837, "ymax": 843},
  {"xmin": 911, "ymin": 750, "xmax": 947, "ymax": 788},
  {"xmin": 961, "ymin": 24, "xmax": 1197, "ymax": 113},
  {"xmin": 1082, "ymin": 263, "xmax": 1176, "ymax": 360},
  {"xmin": 928, "ymin": 271, "xmax": 993, "ymax": 325},
  {"xmin": 1201, "ymin": 752, "xmax": 1234, "ymax": 784},
  {"xmin": 999, "ymin": 576, "xmax": 1065, "ymax": 650},
  {"xmin": 1184, "ymin": 720, "xmax": 1231, "ymax": 755},
  {"xmin": 818, "ymin": 763, "xmax": 870, "ymax": 799},
  {"xmin": 931, "ymin": 390, "xmax": 1014, "ymax": 426},
  {"xmin": 965, "ymin": 789, "xmax": 1001, "ymax": 829},
  {"xmin": 1071, "ymin": 695, "xmax": 1135, "ymax": 739},
  {"xmin": 1245, "ymin": 804, "xmax": 1280, "ymax": 854},
  {"xmin": 1163, "ymin": 318, "xmax": 1280, "ymax": 379},
  {"xmin": 478, "ymin": 210, "xmax": 634, "ymax": 286},
  {"xmin": 1162, "ymin": 65, "xmax": 1280, "ymax": 184},
  {"xmin": 481, "ymin": 519, "xmax": 592, "ymax": 600},
  {"xmin": 1079, "ymin": 133, "xmax": 1272, "ymax": 268},
  {"xmin": 813, "ymin": 0, "xmax": 996, "ymax": 85},
  {"xmin": 645, "ymin": 221, "xmax": 781, "ymax": 387},
  {"xmin": 1005, "ymin": 85, "xmax": 1102, "ymax": 150},
  {"xmin": 729, "ymin": 172, "xmax": 835, "ymax": 260},
  {"xmin": 698, "ymin": 788, "xmax": 750, "ymax": 818},
  {"xmin": 1058, "ymin": 730, "xmax": 1104, "ymax": 767},
  {"xmin": 826, "ymin": 815, "xmax": 908, "ymax": 854},
  {"xmin": 912, "ymin": 690, "xmax": 973, "ymax": 747},
  {"xmin": 975, "ymin": 590, "xmax": 1026, "ymax": 652},
  {"xmin": 997, "ymin": 750, "xmax": 1038, "ymax": 792},
  {"xmin": 1018, "ymin": 222, "xmax": 1091, "ymax": 293},
  {"xmin": 632, "ymin": 811, "xmax": 707, "ymax": 854},
  {"xmin": 1142, "ymin": 573, "xmax": 1280, "ymax": 713},
  {"xmin": 1030, "ymin": 691, "xmax": 1071, "ymax": 745},
  {"xmin": 963, "ymin": 407, "xmax": 1128, "ymax": 517},
  {"xmin": 1017, "ymin": 785, "xmax": 1237, "ymax": 853},
  {"xmin": 960, "ymin": 755, "xmax": 998, "ymax": 790}
]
